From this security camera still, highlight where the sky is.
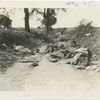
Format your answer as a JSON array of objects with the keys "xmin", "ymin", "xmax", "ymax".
[{"xmin": 3, "ymin": 1, "xmax": 100, "ymax": 28}]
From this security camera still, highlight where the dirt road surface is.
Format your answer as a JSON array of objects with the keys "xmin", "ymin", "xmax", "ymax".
[{"xmin": 0, "ymin": 54, "xmax": 100, "ymax": 98}]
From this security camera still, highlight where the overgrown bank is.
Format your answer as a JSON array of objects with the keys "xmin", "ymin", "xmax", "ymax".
[{"xmin": 0, "ymin": 26, "xmax": 100, "ymax": 72}]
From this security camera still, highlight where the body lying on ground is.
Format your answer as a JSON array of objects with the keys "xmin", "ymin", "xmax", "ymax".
[{"xmin": 66, "ymin": 48, "xmax": 92, "ymax": 69}]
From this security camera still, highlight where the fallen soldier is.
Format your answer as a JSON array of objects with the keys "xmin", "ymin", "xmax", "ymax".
[
  {"xmin": 66, "ymin": 48, "xmax": 92, "ymax": 69},
  {"xmin": 48, "ymin": 49, "xmax": 71, "ymax": 63}
]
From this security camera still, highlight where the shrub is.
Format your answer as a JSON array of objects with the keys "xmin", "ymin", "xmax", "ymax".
[
  {"xmin": 0, "ymin": 15, "xmax": 12, "ymax": 29},
  {"xmin": 75, "ymin": 19, "xmax": 94, "ymax": 39},
  {"xmin": 0, "ymin": 28, "xmax": 31, "ymax": 47}
]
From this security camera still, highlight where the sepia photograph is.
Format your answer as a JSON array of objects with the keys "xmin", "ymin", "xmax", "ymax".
[{"xmin": 0, "ymin": 0, "xmax": 100, "ymax": 99}]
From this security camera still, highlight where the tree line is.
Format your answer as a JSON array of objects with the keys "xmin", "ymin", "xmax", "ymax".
[{"xmin": 0, "ymin": 8, "xmax": 66, "ymax": 33}]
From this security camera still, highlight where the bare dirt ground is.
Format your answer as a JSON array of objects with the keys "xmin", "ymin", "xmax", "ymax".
[{"xmin": 0, "ymin": 54, "xmax": 100, "ymax": 98}]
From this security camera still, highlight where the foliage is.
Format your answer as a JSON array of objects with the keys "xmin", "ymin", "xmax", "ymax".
[
  {"xmin": 0, "ymin": 28, "xmax": 31, "ymax": 46},
  {"xmin": 75, "ymin": 19, "xmax": 94, "ymax": 38},
  {"xmin": 0, "ymin": 8, "xmax": 15, "ymax": 16},
  {"xmin": 30, "ymin": 8, "xmax": 67, "ymax": 33},
  {"xmin": 0, "ymin": 15, "xmax": 12, "ymax": 29}
]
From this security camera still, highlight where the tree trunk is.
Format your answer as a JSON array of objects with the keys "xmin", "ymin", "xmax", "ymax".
[
  {"xmin": 24, "ymin": 8, "xmax": 30, "ymax": 32},
  {"xmin": 44, "ymin": 8, "xmax": 50, "ymax": 33}
]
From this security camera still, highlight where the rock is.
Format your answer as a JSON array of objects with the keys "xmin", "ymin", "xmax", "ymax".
[
  {"xmin": 29, "ymin": 62, "xmax": 39, "ymax": 68},
  {"xmin": 32, "ymin": 62, "xmax": 38, "ymax": 67}
]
